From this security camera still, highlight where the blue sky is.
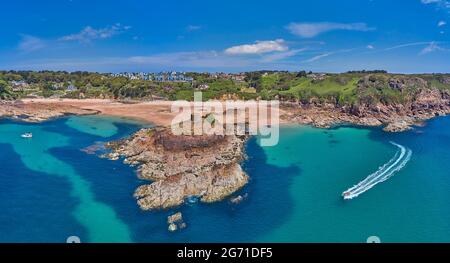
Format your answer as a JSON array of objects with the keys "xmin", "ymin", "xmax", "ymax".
[{"xmin": 0, "ymin": 0, "xmax": 449, "ymax": 73}]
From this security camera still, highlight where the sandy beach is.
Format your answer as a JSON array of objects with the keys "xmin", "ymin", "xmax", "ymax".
[
  {"xmin": 19, "ymin": 98, "xmax": 286, "ymax": 126},
  {"xmin": 20, "ymin": 98, "xmax": 177, "ymax": 126},
  {"xmin": 6, "ymin": 98, "xmax": 448, "ymax": 132}
]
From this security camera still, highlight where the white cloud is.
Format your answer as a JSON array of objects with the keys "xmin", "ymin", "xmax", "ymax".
[
  {"xmin": 60, "ymin": 23, "xmax": 130, "ymax": 43},
  {"xmin": 12, "ymin": 48, "xmax": 307, "ymax": 72},
  {"xmin": 421, "ymin": 0, "xmax": 442, "ymax": 3},
  {"xmin": 383, "ymin": 42, "xmax": 433, "ymax": 51},
  {"xmin": 302, "ymin": 48, "xmax": 356, "ymax": 63},
  {"xmin": 261, "ymin": 48, "xmax": 307, "ymax": 62},
  {"xmin": 420, "ymin": 41, "xmax": 445, "ymax": 54},
  {"xmin": 420, "ymin": 0, "xmax": 450, "ymax": 10},
  {"xmin": 224, "ymin": 39, "xmax": 288, "ymax": 55},
  {"xmin": 128, "ymin": 51, "xmax": 253, "ymax": 68},
  {"xmin": 367, "ymin": 45, "xmax": 375, "ymax": 49},
  {"xmin": 18, "ymin": 35, "xmax": 46, "ymax": 52},
  {"xmin": 287, "ymin": 22, "xmax": 375, "ymax": 38},
  {"xmin": 304, "ymin": 53, "xmax": 332, "ymax": 63},
  {"xmin": 438, "ymin": 20, "xmax": 447, "ymax": 27},
  {"xmin": 364, "ymin": 41, "xmax": 448, "ymax": 55},
  {"xmin": 186, "ymin": 25, "xmax": 202, "ymax": 32}
]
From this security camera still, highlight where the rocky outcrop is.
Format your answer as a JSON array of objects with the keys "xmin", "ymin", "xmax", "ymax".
[
  {"xmin": 0, "ymin": 100, "xmax": 96, "ymax": 122},
  {"xmin": 383, "ymin": 120, "xmax": 413, "ymax": 132},
  {"xmin": 167, "ymin": 212, "xmax": 186, "ymax": 232},
  {"xmin": 105, "ymin": 127, "xmax": 249, "ymax": 210},
  {"xmin": 230, "ymin": 193, "xmax": 248, "ymax": 204}
]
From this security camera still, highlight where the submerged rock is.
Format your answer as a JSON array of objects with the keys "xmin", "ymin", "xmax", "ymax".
[
  {"xmin": 168, "ymin": 223, "xmax": 177, "ymax": 232},
  {"xmin": 81, "ymin": 142, "xmax": 108, "ymax": 155},
  {"xmin": 186, "ymin": 195, "xmax": 199, "ymax": 204},
  {"xmin": 230, "ymin": 193, "xmax": 248, "ymax": 204},
  {"xmin": 383, "ymin": 120, "xmax": 413, "ymax": 132},
  {"xmin": 230, "ymin": 196, "xmax": 243, "ymax": 204},
  {"xmin": 106, "ymin": 152, "xmax": 120, "ymax": 161}
]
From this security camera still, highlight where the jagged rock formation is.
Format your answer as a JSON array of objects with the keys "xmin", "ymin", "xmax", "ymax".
[
  {"xmin": 105, "ymin": 127, "xmax": 249, "ymax": 210},
  {"xmin": 167, "ymin": 212, "xmax": 186, "ymax": 232}
]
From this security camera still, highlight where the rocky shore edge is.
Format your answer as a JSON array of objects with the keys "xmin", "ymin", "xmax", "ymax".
[
  {"xmin": 281, "ymin": 87, "xmax": 450, "ymax": 132},
  {"xmin": 0, "ymin": 100, "xmax": 97, "ymax": 122},
  {"xmin": 2, "ymin": 93, "xmax": 449, "ymax": 133},
  {"xmin": 103, "ymin": 127, "xmax": 249, "ymax": 210}
]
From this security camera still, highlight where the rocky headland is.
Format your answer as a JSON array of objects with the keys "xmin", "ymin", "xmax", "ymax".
[
  {"xmin": 104, "ymin": 127, "xmax": 249, "ymax": 210},
  {"xmin": 280, "ymin": 76, "xmax": 450, "ymax": 132}
]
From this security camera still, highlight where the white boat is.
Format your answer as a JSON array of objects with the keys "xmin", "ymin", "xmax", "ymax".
[
  {"xmin": 342, "ymin": 191, "xmax": 352, "ymax": 200},
  {"xmin": 21, "ymin": 133, "xmax": 33, "ymax": 139}
]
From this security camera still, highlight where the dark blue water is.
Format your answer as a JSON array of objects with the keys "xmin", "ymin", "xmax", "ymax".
[{"xmin": 0, "ymin": 115, "xmax": 449, "ymax": 242}]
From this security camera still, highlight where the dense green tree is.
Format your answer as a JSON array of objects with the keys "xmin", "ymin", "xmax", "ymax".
[{"xmin": 0, "ymin": 80, "xmax": 14, "ymax": 99}]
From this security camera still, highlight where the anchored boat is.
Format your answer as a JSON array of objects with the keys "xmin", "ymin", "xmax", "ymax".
[{"xmin": 21, "ymin": 133, "xmax": 33, "ymax": 139}]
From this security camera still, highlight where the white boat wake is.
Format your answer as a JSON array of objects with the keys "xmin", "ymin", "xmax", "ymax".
[{"xmin": 342, "ymin": 142, "xmax": 412, "ymax": 200}]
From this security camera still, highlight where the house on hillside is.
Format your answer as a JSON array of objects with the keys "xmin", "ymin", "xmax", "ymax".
[
  {"xmin": 197, "ymin": 84, "xmax": 209, "ymax": 90},
  {"xmin": 307, "ymin": 73, "xmax": 326, "ymax": 81},
  {"xmin": 67, "ymin": 84, "xmax": 78, "ymax": 91},
  {"xmin": 10, "ymin": 80, "xmax": 30, "ymax": 92},
  {"xmin": 232, "ymin": 74, "xmax": 246, "ymax": 82},
  {"xmin": 52, "ymin": 83, "xmax": 64, "ymax": 90}
]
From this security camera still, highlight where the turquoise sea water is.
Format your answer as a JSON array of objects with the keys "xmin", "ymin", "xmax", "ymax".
[{"xmin": 0, "ymin": 115, "xmax": 449, "ymax": 243}]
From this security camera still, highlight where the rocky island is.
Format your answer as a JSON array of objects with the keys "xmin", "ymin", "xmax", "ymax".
[{"xmin": 104, "ymin": 127, "xmax": 249, "ymax": 210}]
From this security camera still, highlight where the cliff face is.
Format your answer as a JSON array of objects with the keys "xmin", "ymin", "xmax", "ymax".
[
  {"xmin": 106, "ymin": 128, "xmax": 248, "ymax": 210},
  {"xmin": 282, "ymin": 75, "xmax": 450, "ymax": 132},
  {"xmin": 354, "ymin": 75, "xmax": 450, "ymax": 116}
]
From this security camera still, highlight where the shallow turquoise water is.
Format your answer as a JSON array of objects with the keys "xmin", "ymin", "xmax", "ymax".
[
  {"xmin": 0, "ymin": 115, "xmax": 147, "ymax": 242},
  {"xmin": 256, "ymin": 124, "xmax": 450, "ymax": 242},
  {"xmin": 0, "ymin": 115, "xmax": 449, "ymax": 242},
  {"xmin": 65, "ymin": 115, "xmax": 144, "ymax": 138}
]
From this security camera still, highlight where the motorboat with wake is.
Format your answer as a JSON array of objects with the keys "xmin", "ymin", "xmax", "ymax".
[{"xmin": 342, "ymin": 142, "xmax": 412, "ymax": 200}]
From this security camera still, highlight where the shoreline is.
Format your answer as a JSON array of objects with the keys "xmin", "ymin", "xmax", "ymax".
[
  {"xmin": 3, "ymin": 98, "xmax": 447, "ymax": 133},
  {"xmin": 2, "ymin": 98, "xmax": 447, "ymax": 214},
  {"xmin": 19, "ymin": 98, "xmax": 176, "ymax": 126}
]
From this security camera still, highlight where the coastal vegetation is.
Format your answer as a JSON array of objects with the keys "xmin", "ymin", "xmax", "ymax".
[
  {"xmin": 1, "ymin": 70, "xmax": 449, "ymax": 107},
  {"xmin": 0, "ymin": 79, "xmax": 16, "ymax": 100}
]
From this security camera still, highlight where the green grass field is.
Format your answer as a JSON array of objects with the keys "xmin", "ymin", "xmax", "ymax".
[{"xmin": 278, "ymin": 76, "xmax": 359, "ymax": 104}]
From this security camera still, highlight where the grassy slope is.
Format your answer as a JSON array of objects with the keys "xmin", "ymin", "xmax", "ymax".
[{"xmin": 279, "ymin": 76, "xmax": 359, "ymax": 105}]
